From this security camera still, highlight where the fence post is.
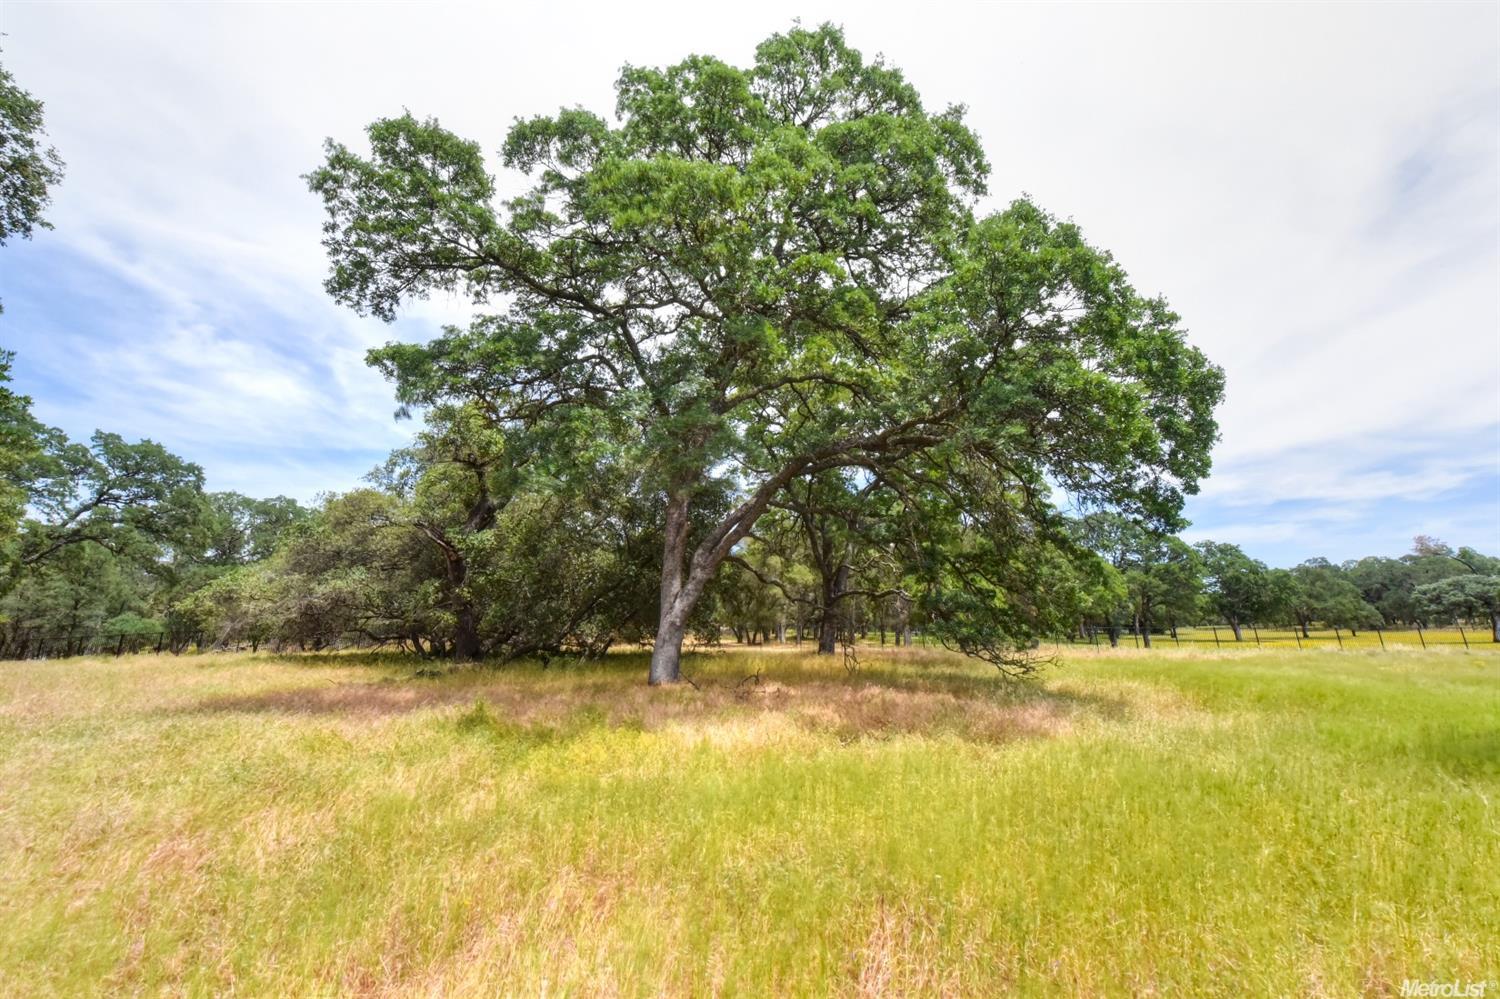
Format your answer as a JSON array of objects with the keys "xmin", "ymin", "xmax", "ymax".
[
  {"xmin": 1293, "ymin": 627, "xmax": 1302, "ymax": 650},
  {"xmin": 1333, "ymin": 627, "xmax": 1342, "ymax": 649},
  {"xmin": 1211, "ymin": 625, "xmax": 1221, "ymax": 649},
  {"xmin": 1458, "ymin": 623, "xmax": 1469, "ymax": 649},
  {"xmin": 1416, "ymin": 623, "xmax": 1427, "ymax": 649},
  {"xmin": 1375, "ymin": 625, "xmax": 1385, "ymax": 650},
  {"xmin": 1252, "ymin": 625, "xmax": 1261, "ymax": 647}
]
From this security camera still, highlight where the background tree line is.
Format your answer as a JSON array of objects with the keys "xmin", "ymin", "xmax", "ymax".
[{"xmin": 3, "ymin": 366, "xmax": 1495, "ymax": 660}]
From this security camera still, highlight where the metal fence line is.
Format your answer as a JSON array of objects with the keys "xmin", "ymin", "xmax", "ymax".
[{"xmin": 1060, "ymin": 623, "xmax": 1494, "ymax": 651}]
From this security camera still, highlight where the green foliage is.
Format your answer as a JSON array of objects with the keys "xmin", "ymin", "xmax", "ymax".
[
  {"xmin": 0, "ymin": 348, "xmax": 313, "ymax": 652},
  {"xmin": 1345, "ymin": 556, "xmax": 1419, "ymax": 624},
  {"xmin": 0, "ymin": 351, "xmax": 44, "ymax": 554},
  {"xmin": 1285, "ymin": 558, "xmax": 1381, "ymax": 631},
  {"xmin": 194, "ymin": 492, "xmax": 308, "ymax": 566},
  {"xmin": 0, "ymin": 543, "xmax": 147, "ymax": 654},
  {"xmin": 0, "ymin": 55, "xmax": 65, "ymax": 250},
  {"xmin": 1194, "ymin": 540, "xmax": 1283, "ymax": 637},
  {"xmin": 307, "ymin": 23, "xmax": 1224, "ymax": 679},
  {"xmin": 11, "ymin": 429, "xmax": 205, "ymax": 582},
  {"xmin": 1074, "ymin": 513, "xmax": 1203, "ymax": 638},
  {"xmin": 99, "ymin": 611, "xmax": 161, "ymax": 637},
  {"xmin": 173, "ymin": 562, "xmax": 282, "ymax": 649},
  {"xmin": 1414, "ymin": 575, "xmax": 1500, "ymax": 628}
]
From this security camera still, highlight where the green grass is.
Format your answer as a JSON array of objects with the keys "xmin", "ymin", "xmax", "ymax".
[{"xmin": 0, "ymin": 646, "xmax": 1495, "ymax": 996}]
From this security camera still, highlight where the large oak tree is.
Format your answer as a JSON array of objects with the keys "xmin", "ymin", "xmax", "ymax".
[{"xmin": 308, "ymin": 24, "xmax": 1224, "ymax": 683}]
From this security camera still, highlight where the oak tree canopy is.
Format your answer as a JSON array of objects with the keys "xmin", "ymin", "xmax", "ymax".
[{"xmin": 307, "ymin": 24, "xmax": 1224, "ymax": 683}]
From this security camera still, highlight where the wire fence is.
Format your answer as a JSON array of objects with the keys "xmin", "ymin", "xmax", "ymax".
[
  {"xmin": 1063, "ymin": 623, "xmax": 1496, "ymax": 652},
  {"xmin": 0, "ymin": 630, "xmax": 220, "ymax": 661}
]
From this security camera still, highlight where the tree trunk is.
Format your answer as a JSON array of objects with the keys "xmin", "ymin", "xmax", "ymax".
[
  {"xmin": 816, "ymin": 561, "xmax": 852, "ymax": 655},
  {"xmin": 1230, "ymin": 621, "xmax": 1244, "ymax": 642},
  {"xmin": 650, "ymin": 456, "xmax": 821, "ymax": 682},
  {"xmin": 452, "ymin": 602, "xmax": 482, "ymax": 662},
  {"xmin": 1492, "ymin": 610, "xmax": 1499, "ymax": 643},
  {"xmin": 817, "ymin": 613, "xmax": 839, "ymax": 654},
  {"xmin": 415, "ymin": 510, "xmax": 491, "ymax": 664},
  {"xmin": 649, "ymin": 490, "xmax": 693, "ymax": 685}
]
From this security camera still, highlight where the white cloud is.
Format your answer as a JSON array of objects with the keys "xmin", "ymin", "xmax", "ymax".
[
  {"xmin": 1198, "ymin": 436, "xmax": 1496, "ymax": 507},
  {"xmin": 0, "ymin": 1, "xmax": 1495, "ymax": 542}
]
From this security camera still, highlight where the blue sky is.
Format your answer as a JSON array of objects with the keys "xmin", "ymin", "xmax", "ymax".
[{"xmin": 1, "ymin": 1, "xmax": 1496, "ymax": 567}]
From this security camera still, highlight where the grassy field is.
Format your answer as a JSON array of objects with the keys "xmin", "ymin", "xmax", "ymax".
[{"xmin": 0, "ymin": 646, "xmax": 1495, "ymax": 997}]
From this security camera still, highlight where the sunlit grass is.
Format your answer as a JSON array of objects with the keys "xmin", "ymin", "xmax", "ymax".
[{"xmin": 0, "ymin": 646, "xmax": 1494, "ymax": 995}]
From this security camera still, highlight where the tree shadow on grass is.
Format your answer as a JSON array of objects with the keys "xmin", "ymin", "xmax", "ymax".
[{"xmin": 171, "ymin": 649, "xmax": 1129, "ymax": 748}]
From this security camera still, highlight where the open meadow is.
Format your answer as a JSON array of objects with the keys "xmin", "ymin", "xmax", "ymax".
[{"xmin": 0, "ymin": 645, "xmax": 1495, "ymax": 997}]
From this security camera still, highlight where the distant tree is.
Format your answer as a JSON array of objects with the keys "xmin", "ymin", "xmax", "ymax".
[
  {"xmin": 1064, "ymin": 551, "xmax": 1128, "ymax": 646},
  {"xmin": 370, "ymin": 404, "xmax": 512, "ymax": 661},
  {"xmin": 758, "ymin": 470, "xmax": 910, "ymax": 655},
  {"xmin": 716, "ymin": 541, "xmax": 791, "ymax": 645},
  {"xmin": 195, "ymin": 492, "xmax": 308, "ymax": 567},
  {"xmin": 373, "ymin": 402, "xmax": 665, "ymax": 661},
  {"xmin": 1127, "ymin": 537, "xmax": 1203, "ymax": 645},
  {"xmin": 725, "ymin": 504, "xmax": 825, "ymax": 646},
  {"xmin": 1345, "ymin": 556, "xmax": 1418, "ymax": 625},
  {"xmin": 1075, "ymin": 514, "xmax": 1202, "ymax": 647},
  {"xmin": 272, "ymin": 489, "xmax": 442, "ymax": 652},
  {"xmin": 1403, "ymin": 536, "xmax": 1489, "ymax": 587},
  {"xmin": 0, "ymin": 361, "xmax": 313, "ymax": 654},
  {"xmin": 308, "ymin": 24, "xmax": 1223, "ymax": 683},
  {"xmin": 7, "ymin": 431, "xmax": 204, "ymax": 592},
  {"xmin": 1414, "ymin": 575, "xmax": 1500, "ymax": 642},
  {"xmin": 1287, "ymin": 558, "xmax": 1381, "ymax": 636},
  {"xmin": 174, "ymin": 562, "xmax": 282, "ymax": 652},
  {"xmin": 1195, "ymin": 541, "xmax": 1280, "ymax": 641},
  {"xmin": 0, "ymin": 543, "xmax": 144, "ymax": 656}
]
